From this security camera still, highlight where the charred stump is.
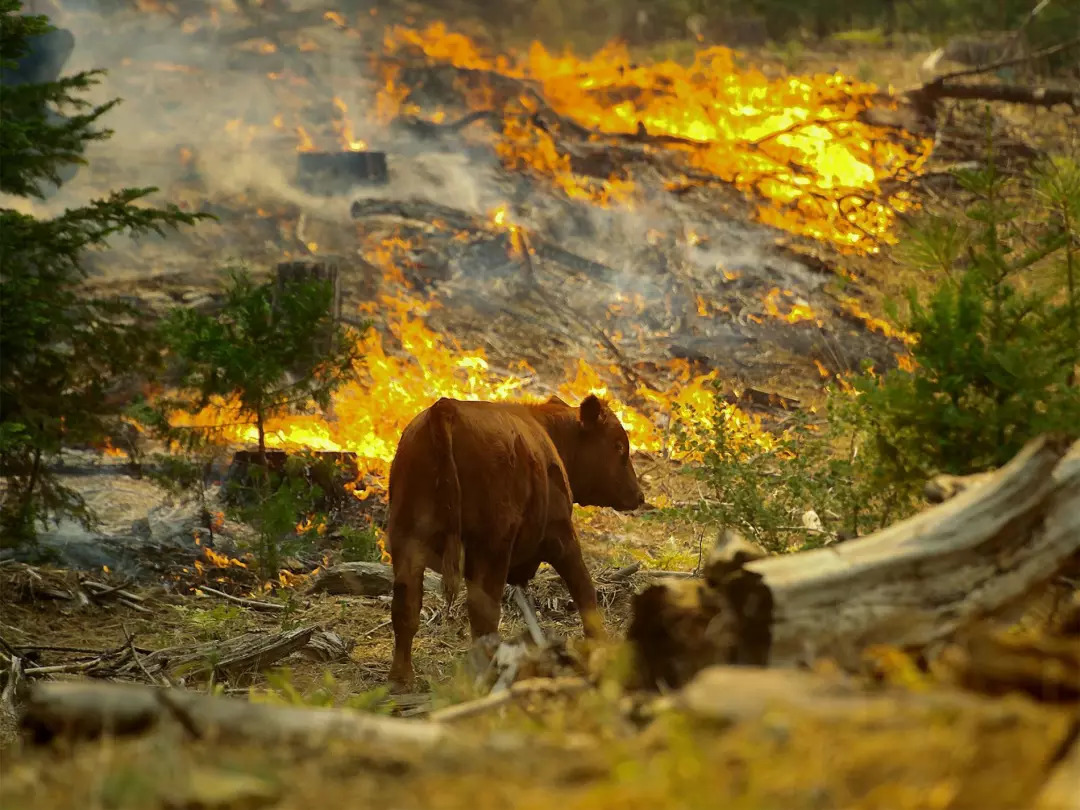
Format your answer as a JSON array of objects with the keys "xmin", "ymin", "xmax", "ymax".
[{"xmin": 295, "ymin": 150, "xmax": 388, "ymax": 194}]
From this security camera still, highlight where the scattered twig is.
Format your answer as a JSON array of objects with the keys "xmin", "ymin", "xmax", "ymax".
[
  {"xmin": 511, "ymin": 586, "xmax": 546, "ymax": 648},
  {"xmin": 80, "ymin": 577, "xmax": 134, "ymax": 600},
  {"xmin": 12, "ymin": 644, "xmax": 119, "ymax": 655},
  {"xmin": 931, "ymin": 34, "xmax": 1080, "ymax": 84},
  {"xmin": 637, "ymin": 570, "xmax": 698, "ymax": 579},
  {"xmin": 0, "ymin": 634, "xmax": 18, "ymax": 659},
  {"xmin": 122, "ymin": 624, "xmax": 165, "ymax": 687},
  {"xmin": 22, "ymin": 658, "xmax": 105, "ymax": 676},
  {"xmin": 606, "ymin": 562, "xmax": 643, "ymax": 582},
  {"xmin": 429, "ymin": 676, "xmax": 590, "ymax": 723},
  {"xmin": 117, "ymin": 598, "xmax": 153, "ymax": 615},
  {"xmin": 194, "ymin": 585, "xmax": 286, "ymax": 613}
]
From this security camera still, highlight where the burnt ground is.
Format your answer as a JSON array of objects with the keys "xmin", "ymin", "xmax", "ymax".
[{"xmin": 4, "ymin": 2, "xmax": 1080, "ymax": 806}]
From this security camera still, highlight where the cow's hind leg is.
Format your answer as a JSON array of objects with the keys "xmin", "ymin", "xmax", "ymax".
[
  {"xmin": 463, "ymin": 538, "xmax": 514, "ymax": 640},
  {"xmin": 547, "ymin": 521, "xmax": 606, "ymax": 639},
  {"xmin": 389, "ymin": 540, "xmax": 425, "ymax": 690}
]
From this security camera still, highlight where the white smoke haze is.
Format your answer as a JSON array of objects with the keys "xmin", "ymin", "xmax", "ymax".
[
  {"xmin": 8, "ymin": 0, "xmax": 819, "ymax": 322},
  {"xmin": 26, "ymin": 2, "xmax": 507, "ymax": 240}
]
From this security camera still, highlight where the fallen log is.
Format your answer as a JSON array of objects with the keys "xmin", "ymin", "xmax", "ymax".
[
  {"xmin": 670, "ymin": 665, "xmax": 1065, "ymax": 727},
  {"xmin": 909, "ymin": 81, "xmax": 1078, "ymax": 112},
  {"xmin": 627, "ymin": 435, "xmax": 1080, "ymax": 688},
  {"xmin": 119, "ymin": 626, "xmax": 316, "ymax": 682},
  {"xmin": 305, "ymin": 562, "xmax": 442, "ymax": 598},
  {"xmin": 1032, "ymin": 714, "xmax": 1080, "ymax": 810},
  {"xmin": 21, "ymin": 680, "xmax": 451, "ymax": 749},
  {"xmin": 937, "ymin": 625, "xmax": 1080, "ymax": 703}
]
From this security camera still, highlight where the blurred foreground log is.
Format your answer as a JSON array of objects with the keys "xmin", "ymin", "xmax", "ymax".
[
  {"xmin": 21, "ymin": 680, "xmax": 449, "ymax": 749},
  {"xmin": 628, "ymin": 435, "xmax": 1080, "ymax": 689}
]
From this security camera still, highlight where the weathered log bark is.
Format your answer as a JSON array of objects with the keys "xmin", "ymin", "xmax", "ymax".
[
  {"xmin": 908, "ymin": 81, "xmax": 1078, "ymax": 112},
  {"xmin": 1031, "ymin": 715, "xmax": 1080, "ymax": 810},
  {"xmin": 628, "ymin": 436, "xmax": 1080, "ymax": 688},
  {"xmin": 117, "ymin": 626, "xmax": 316, "ymax": 683},
  {"xmin": 924, "ymin": 470, "xmax": 995, "ymax": 503},
  {"xmin": 670, "ymin": 665, "xmax": 1070, "ymax": 728},
  {"xmin": 937, "ymin": 625, "xmax": 1080, "ymax": 703},
  {"xmin": 21, "ymin": 680, "xmax": 451, "ymax": 749}
]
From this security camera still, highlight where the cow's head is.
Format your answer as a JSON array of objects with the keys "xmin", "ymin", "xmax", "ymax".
[{"xmin": 566, "ymin": 394, "xmax": 645, "ymax": 511}]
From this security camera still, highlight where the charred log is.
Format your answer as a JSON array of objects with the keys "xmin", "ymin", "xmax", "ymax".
[
  {"xmin": 295, "ymin": 150, "xmax": 389, "ymax": 194},
  {"xmin": 348, "ymin": 198, "xmax": 618, "ymax": 281}
]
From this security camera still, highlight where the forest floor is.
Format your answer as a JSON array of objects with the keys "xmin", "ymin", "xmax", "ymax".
[{"xmin": 3, "ymin": 2, "xmax": 1079, "ymax": 807}]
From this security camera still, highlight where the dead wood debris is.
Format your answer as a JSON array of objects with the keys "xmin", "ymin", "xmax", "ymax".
[
  {"xmin": 626, "ymin": 435, "xmax": 1080, "ymax": 690},
  {"xmin": 906, "ymin": 35, "xmax": 1080, "ymax": 116},
  {"xmin": 349, "ymin": 198, "xmax": 619, "ymax": 281},
  {"xmin": 305, "ymin": 561, "xmax": 442, "ymax": 597},
  {"xmin": 0, "ymin": 624, "xmax": 356, "ymax": 694}
]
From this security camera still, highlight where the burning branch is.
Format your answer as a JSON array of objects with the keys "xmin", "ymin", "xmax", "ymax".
[{"xmin": 349, "ymin": 199, "xmax": 619, "ymax": 281}]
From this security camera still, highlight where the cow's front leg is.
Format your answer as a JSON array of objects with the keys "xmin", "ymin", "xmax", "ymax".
[{"xmin": 546, "ymin": 521, "xmax": 606, "ymax": 639}]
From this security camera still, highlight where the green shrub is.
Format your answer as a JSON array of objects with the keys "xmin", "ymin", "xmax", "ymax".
[
  {"xmin": 852, "ymin": 150, "xmax": 1080, "ymax": 488},
  {"xmin": 670, "ymin": 385, "xmax": 900, "ymax": 550},
  {"xmin": 338, "ymin": 524, "xmax": 382, "ymax": 562}
]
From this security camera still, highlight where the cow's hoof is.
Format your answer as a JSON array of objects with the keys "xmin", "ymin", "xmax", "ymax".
[{"xmin": 387, "ymin": 675, "xmax": 415, "ymax": 694}]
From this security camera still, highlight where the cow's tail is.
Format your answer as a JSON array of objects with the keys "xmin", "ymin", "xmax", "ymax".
[{"xmin": 430, "ymin": 399, "xmax": 463, "ymax": 612}]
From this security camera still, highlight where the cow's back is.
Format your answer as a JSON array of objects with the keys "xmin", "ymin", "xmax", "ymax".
[{"xmin": 387, "ymin": 399, "xmax": 569, "ymax": 568}]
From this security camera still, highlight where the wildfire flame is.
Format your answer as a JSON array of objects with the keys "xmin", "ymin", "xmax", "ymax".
[
  {"xmin": 167, "ymin": 235, "xmax": 768, "ymax": 496},
  {"xmin": 763, "ymin": 287, "xmax": 820, "ymax": 325},
  {"xmin": 375, "ymin": 23, "xmax": 932, "ymax": 251}
]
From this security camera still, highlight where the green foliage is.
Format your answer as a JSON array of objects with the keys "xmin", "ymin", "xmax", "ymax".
[
  {"xmin": 670, "ymin": 385, "xmax": 900, "ymax": 550},
  {"xmin": 0, "ymin": 0, "xmax": 208, "ymax": 545},
  {"xmin": 852, "ymin": 148, "xmax": 1080, "ymax": 487},
  {"xmin": 255, "ymin": 667, "xmax": 395, "ymax": 713},
  {"xmin": 338, "ymin": 523, "xmax": 381, "ymax": 562},
  {"xmin": 171, "ymin": 603, "xmax": 250, "ymax": 641},
  {"xmin": 142, "ymin": 267, "xmax": 369, "ymax": 577},
  {"xmin": 158, "ymin": 266, "xmax": 367, "ymax": 456},
  {"xmin": 675, "ymin": 148, "xmax": 1078, "ymax": 542},
  {"xmin": 227, "ymin": 457, "xmax": 328, "ymax": 578}
]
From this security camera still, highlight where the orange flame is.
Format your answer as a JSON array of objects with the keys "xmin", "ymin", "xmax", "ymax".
[
  {"xmin": 762, "ymin": 287, "xmax": 820, "ymax": 325},
  {"xmin": 331, "ymin": 97, "xmax": 369, "ymax": 151},
  {"xmin": 166, "ymin": 237, "xmax": 773, "ymax": 498},
  {"xmin": 839, "ymin": 296, "xmax": 915, "ymax": 345},
  {"xmin": 375, "ymin": 24, "xmax": 932, "ymax": 251}
]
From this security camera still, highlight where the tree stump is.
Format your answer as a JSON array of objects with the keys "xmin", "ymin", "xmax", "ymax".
[{"xmin": 295, "ymin": 150, "xmax": 389, "ymax": 194}]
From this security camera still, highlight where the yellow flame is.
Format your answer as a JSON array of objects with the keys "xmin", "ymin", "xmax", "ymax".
[
  {"xmin": 295, "ymin": 125, "xmax": 315, "ymax": 153},
  {"xmin": 762, "ymin": 287, "xmax": 820, "ymax": 325},
  {"xmin": 166, "ymin": 237, "xmax": 775, "ymax": 497},
  {"xmin": 376, "ymin": 24, "xmax": 932, "ymax": 251}
]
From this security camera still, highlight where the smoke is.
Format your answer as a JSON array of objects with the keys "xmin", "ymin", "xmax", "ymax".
[
  {"xmin": 17, "ymin": 0, "xmax": 820, "ymax": 338},
  {"xmin": 31, "ymin": 2, "xmax": 504, "ymax": 233}
]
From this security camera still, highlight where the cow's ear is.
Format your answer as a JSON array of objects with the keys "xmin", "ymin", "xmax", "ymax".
[
  {"xmin": 579, "ymin": 394, "xmax": 604, "ymax": 428},
  {"xmin": 546, "ymin": 395, "xmax": 569, "ymax": 407}
]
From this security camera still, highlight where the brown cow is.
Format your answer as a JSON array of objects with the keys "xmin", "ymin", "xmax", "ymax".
[{"xmin": 386, "ymin": 394, "xmax": 644, "ymax": 687}]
